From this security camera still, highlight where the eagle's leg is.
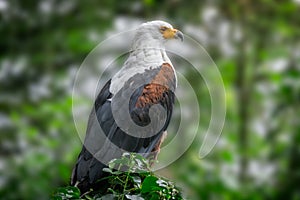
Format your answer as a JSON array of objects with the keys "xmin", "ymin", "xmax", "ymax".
[{"xmin": 149, "ymin": 131, "xmax": 167, "ymax": 165}]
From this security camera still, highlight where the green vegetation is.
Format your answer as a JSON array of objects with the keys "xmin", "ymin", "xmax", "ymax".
[{"xmin": 51, "ymin": 153, "xmax": 183, "ymax": 200}]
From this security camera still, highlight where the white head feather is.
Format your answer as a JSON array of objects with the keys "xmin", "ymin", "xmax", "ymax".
[{"xmin": 131, "ymin": 20, "xmax": 174, "ymax": 50}]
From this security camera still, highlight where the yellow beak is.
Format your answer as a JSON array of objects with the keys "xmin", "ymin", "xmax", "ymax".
[{"xmin": 162, "ymin": 28, "xmax": 184, "ymax": 41}]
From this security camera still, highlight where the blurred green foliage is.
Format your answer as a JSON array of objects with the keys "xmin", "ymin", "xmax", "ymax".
[{"xmin": 1, "ymin": 0, "xmax": 300, "ymax": 199}]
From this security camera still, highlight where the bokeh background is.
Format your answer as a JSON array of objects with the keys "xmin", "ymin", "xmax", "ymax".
[{"xmin": 1, "ymin": 0, "xmax": 300, "ymax": 199}]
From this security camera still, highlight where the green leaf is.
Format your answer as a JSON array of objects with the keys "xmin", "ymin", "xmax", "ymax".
[
  {"xmin": 156, "ymin": 179, "xmax": 168, "ymax": 188},
  {"xmin": 132, "ymin": 176, "xmax": 142, "ymax": 188},
  {"xmin": 102, "ymin": 168, "xmax": 113, "ymax": 174},
  {"xmin": 51, "ymin": 186, "xmax": 81, "ymax": 199},
  {"xmin": 102, "ymin": 167, "xmax": 122, "ymax": 175},
  {"xmin": 98, "ymin": 194, "xmax": 116, "ymax": 200},
  {"xmin": 141, "ymin": 176, "xmax": 158, "ymax": 194},
  {"xmin": 125, "ymin": 194, "xmax": 144, "ymax": 200}
]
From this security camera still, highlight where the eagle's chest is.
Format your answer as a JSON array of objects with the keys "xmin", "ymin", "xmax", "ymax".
[
  {"xmin": 149, "ymin": 62, "xmax": 176, "ymax": 92},
  {"xmin": 110, "ymin": 45, "xmax": 178, "ymax": 94},
  {"xmin": 110, "ymin": 59, "xmax": 176, "ymax": 95}
]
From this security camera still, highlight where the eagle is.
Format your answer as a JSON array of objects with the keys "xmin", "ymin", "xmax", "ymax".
[{"xmin": 71, "ymin": 20, "xmax": 184, "ymax": 193}]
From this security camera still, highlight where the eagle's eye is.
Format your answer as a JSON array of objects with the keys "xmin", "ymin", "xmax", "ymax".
[{"xmin": 160, "ymin": 26, "xmax": 168, "ymax": 32}]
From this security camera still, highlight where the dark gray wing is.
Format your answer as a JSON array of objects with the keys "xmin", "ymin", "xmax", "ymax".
[{"xmin": 71, "ymin": 64, "xmax": 176, "ymax": 192}]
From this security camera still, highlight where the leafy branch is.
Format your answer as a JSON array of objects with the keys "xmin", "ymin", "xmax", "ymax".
[{"xmin": 51, "ymin": 153, "xmax": 183, "ymax": 200}]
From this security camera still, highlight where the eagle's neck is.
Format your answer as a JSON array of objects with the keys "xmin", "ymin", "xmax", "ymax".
[
  {"xmin": 132, "ymin": 33, "xmax": 164, "ymax": 48},
  {"xmin": 110, "ymin": 37, "xmax": 175, "ymax": 95},
  {"xmin": 132, "ymin": 38, "xmax": 170, "ymax": 64}
]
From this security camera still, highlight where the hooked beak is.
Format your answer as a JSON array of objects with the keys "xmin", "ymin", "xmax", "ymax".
[
  {"xmin": 174, "ymin": 30, "xmax": 184, "ymax": 42},
  {"xmin": 161, "ymin": 27, "xmax": 184, "ymax": 42}
]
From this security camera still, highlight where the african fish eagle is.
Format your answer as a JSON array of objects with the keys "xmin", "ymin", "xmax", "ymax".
[{"xmin": 71, "ymin": 20, "xmax": 184, "ymax": 192}]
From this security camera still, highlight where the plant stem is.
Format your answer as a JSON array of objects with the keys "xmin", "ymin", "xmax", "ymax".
[{"xmin": 121, "ymin": 154, "xmax": 134, "ymax": 200}]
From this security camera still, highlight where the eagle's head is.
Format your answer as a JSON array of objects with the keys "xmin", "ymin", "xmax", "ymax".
[{"xmin": 133, "ymin": 20, "xmax": 184, "ymax": 46}]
